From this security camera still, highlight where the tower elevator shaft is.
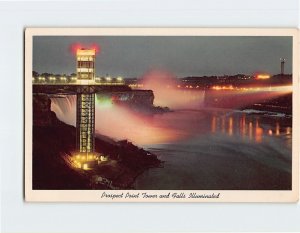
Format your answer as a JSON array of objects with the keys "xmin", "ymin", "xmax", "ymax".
[{"xmin": 76, "ymin": 87, "xmax": 95, "ymax": 155}]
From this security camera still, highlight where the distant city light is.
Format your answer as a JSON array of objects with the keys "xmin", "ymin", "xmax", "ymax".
[
  {"xmin": 212, "ymin": 85, "xmax": 234, "ymax": 90},
  {"xmin": 256, "ymin": 74, "xmax": 271, "ymax": 80},
  {"xmin": 268, "ymin": 129, "xmax": 273, "ymax": 135}
]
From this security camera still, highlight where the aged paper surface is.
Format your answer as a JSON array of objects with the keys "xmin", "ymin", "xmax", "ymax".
[{"xmin": 25, "ymin": 28, "xmax": 299, "ymax": 202}]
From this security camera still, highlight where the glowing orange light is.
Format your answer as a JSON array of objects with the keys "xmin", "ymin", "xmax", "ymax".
[
  {"xmin": 228, "ymin": 117, "xmax": 233, "ymax": 136},
  {"xmin": 249, "ymin": 122, "xmax": 253, "ymax": 140},
  {"xmin": 255, "ymin": 127, "xmax": 263, "ymax": 143},
  {"xmin": 276, "ymin": 122, "xmax": 280, "ymax": 136},
  {"xmin": 90, "ymin": 43, "xmax": 100, "ymax": 53},
  {"xmin": 70, "ymin": 43, "xmax": 100, "ymax": 55},
  {"xmin": 221, "ymin": 117, "xmax": 225, "ymax": 133},
  {"xmin": 256, "ymin": 74, "xmax": 270, "ymax": 80},
  {"xmin": 70, "ymin": 43, "xmax": 82, "ymax": 54},
  {"xmin": 211, "ymin": 85, "xmax": 234, "ymax": 91},
  {"xmin": 255, "ymin": 120, "xmax": 263, "ymax": 143},
  {"xmin": 211, "ymin": 116, "xmax": 216, "ymax": 133},
  {"xmin": 212, "ymin": 86, "xmax": 222, "ymax": 90},
  {"xmin": 268, "ymin": 129, "xmax": 273, "ymax": 135},
  {"xmin": 241, "ymin": 115, "xmax": 246, "ymax": 139}
]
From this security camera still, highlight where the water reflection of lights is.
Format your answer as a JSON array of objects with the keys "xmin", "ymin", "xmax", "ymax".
[
  {"xmin": 276, "ymin": 122, "xmax": 280, "ymax": 136},
  {"xmin": 268, "ymin": 129, "xmax": 273, "ymax": 135},
  {"xmin": 249, "ymin": 122, "xmax": 253, "ymax": 141},
  {"xmin": 211, "ymin": 116, "xmax": 216, "ymax": 133},
  {"xmin": 221, "ymin": 117, "xmax": 225, "ymax": 134},
  {"xmin": 255, "ymin": 120, "xmax": 263, "ymax": 143},
  {"xmin": 228, "ymin": 117, "xmax": 233, "ymax": 136},
  {"xmin": 211, "ymin": 114, "xmax": 291, "ymax": 144}
]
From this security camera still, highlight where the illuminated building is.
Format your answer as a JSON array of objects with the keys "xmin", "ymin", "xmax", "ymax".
[
  {"xmin": 76, "ymin": 48, "xmax": 96, "ymax": 157},
  {"xmin": 256, "ymin": 74, "xmax": 270, "ymax": 80},
  {"xmin": 76, "ymin": 49, "xmax": 96, "ymax": 82}
]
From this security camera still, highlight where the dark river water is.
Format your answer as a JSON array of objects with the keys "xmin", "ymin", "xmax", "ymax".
[{"xmin": 134, "ymin": 109, "xmax": 292, "ymax": 190}]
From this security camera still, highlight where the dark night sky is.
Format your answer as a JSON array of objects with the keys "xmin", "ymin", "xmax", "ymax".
[{"xmin": 33, "ymin": 36, "xmax": 292, "ymax": 78}]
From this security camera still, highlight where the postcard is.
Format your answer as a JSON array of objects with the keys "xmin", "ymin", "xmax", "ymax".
[{"xmin": 25, "ymin": 28, "xmax": 299, "ymax": 202}]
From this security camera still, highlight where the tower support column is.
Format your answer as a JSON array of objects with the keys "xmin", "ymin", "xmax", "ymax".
[{"xmin": 76, "ymin": 86, "xmax": 95, "ymax": 155}]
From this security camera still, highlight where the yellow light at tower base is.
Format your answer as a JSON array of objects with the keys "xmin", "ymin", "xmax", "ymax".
[{"xmin": 82, "ymin": 163, "xmax": 89, "ymax": 170}]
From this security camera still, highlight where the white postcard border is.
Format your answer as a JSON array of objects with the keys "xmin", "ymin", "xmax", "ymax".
[{"xmin": 25, "ymin": 28, "xmax": 299, "ymax": 202}]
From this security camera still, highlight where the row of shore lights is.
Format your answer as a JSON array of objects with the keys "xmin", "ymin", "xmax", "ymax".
[
  {"xmin": 32, "ymin": 76, "xmax": 124, "ymax": 82},
  {"xmin": 95, "ymin": 76, "xmax": 124, "ymax": 82},
  {"xmin": 32, "ymin": 76, "xmax": 74, "ymax": 82}
]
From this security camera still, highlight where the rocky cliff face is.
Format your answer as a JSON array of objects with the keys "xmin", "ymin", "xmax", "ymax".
[
  {"xmin": 33, "ymin": 94, "xmax": 60, "ymax": 126},
  {"xmin": 107, "ymin": 90, "xmax": 170, "ymax": 114},
  {"xmin": 127, "ymin": 90, "xmax": 154, "ymax": 106}
]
